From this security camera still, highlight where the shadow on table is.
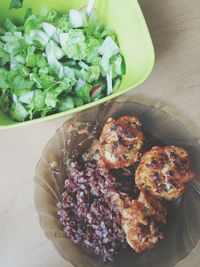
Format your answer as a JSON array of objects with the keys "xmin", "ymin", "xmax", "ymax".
[{"xmin": 138, "ymin": 0, "xmax": 180, "ymax": 58}]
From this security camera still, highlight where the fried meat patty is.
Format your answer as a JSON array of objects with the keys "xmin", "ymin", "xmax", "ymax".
[
  {"xmin": 135, "ymin": 146, "xmax": 195, "ymax": 200},
  {"xmin": 99, "ymin": 116, "xmax": 144, "ymax": 169},
  {"xmin": 110, "ymin": 191, "xmax": 166, "ymax": 252}
]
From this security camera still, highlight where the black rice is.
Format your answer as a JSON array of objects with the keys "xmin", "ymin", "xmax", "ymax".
[{"xmin": 57, "ymin": 161, "xmax": 132, "ymax": 262}]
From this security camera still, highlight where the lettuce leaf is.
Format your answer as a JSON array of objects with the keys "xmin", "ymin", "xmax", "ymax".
[
  {"xmin": 81, "ymin": 65, "xmax": 100, "ymax": 83},
  {"xmin": 10, "ymin": 76, "xmax": 34, "ymax": 97},
  {"xmin": 11, "ymin": 100, "xmax": 28, "ymax": 122},
  {"xmin": 25, "ymin": 30, "xmax": 49, "ymax": 47},
  {"xmin": 32, "ymin": 90, "xmax": 45, "ymax": 110},
  {"xmin": 55, "ymin": 14, "xmax": 70, "ymax": 32},
  {"xmin": 0, "ymin": 47, "xmax": 9, "ymax": 66},
  {"xmin": 38, "ymin": 74, "xmax": 55, "ymax": 90},
  {"xmin": 61, "ymin": 29, "xmax": 87, "ymax": 60},
  {"xmin": 0, "ymin": 91, "xmax": 12, "ymax": 115},
  {"xmin": 85, "ymin": 38, "xmax": 102, "ymax": 65},
  {"xmin": 18, "ymin": 91, "xmax": 34, "ymax": 104},
  {"xmin": 40, "ymin": 8, "xmax": 58, "ymax": 23},
  {"xmin": 45, "ymin": 40, "xmax": 62, "ymax": 73},
  {"xmin": 57, "ymin": 96, "xmax": 74, "ymax": 112},
  {"xmin": 0, "ymin": 68, "xmax": 9, "ymax": 93},
  {"xmin": 4, "ymin": 18, "xmax": 18, "ymax": 32},
  {"xmin": 24, "ymin": 15, "xmax": 41, "ymax": 34},
  {"xmin": 4, "ymin": 40, "xmax": 21, "ymax": 57},
  {"xmin": 74, "ymin": 96, "xmax": 83, "ymax": 107},
  {"xmin": 76, "ymin": 83, "xmax": 92, "ymax": 103},
  {"xmin": 110, "ymin": 54, "xmax": 126, "ymax": 78},
  {"xmin": 45, "ymin": 92, "xmax": 58, "ymax": 108}
]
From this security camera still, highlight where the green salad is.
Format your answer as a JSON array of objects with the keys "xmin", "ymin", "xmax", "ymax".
[{"xmin": 0, "ymin": 8, "xmax": 125, "ymax": 122}]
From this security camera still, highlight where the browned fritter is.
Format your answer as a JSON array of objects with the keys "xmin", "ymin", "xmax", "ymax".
[
  {"xmin": 135, "ymin": 146, "xmax": 195, "ymax": 200},
  {"xmin": 99, "ymin": 116, "xmax": 144, "ymax": 169},
  {"xmin": 110, "ymin": 191, "xmax": 166, "ymax": 252}
]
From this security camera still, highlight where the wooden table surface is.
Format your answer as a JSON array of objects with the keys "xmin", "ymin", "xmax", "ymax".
[{"xmin": 1, "ymin": 0, "xmax": 200, "ymax": 266}]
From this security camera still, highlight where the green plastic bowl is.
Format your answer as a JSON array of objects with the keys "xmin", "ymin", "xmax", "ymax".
[{"xmin": 0, "ymin": 0, "xmax": 154, "ymax": 128}]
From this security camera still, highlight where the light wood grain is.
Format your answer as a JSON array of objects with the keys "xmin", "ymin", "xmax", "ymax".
[{"xmin": 0, "ymin": 0, "xmax": 200, "ymax": 266}]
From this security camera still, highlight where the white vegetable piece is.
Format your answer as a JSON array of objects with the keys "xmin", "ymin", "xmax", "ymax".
[
  {"xmin": 98, "ymin": 36, "xmax": 120, "ymax": 57},
  {"xmin": 54, "ymin": 46, "xmax": 65, "ymax": 60},
  {"xmin": 0, "ymin": 32, "xmax": 22, "ymax": 43},
  {"xmin": 59, "ymin": 32, "xmax": 69, "ymax": 53},
  {"xmin": 99, "ymin": 36, "xmax": 120, "ymax": 77},
  {"xmin": 49, "ymin": 40, "xmax": 65, "ymax": 60},
  {"xmin": 75, "ymin": 78, "xmax": 85, "ymax": 91},
  {"xmin": 69, "ymin": 9, "xmax": 83, "ymax": 28},
  {"xmin": 12, "ymin": 94, "xmax": 18, "ymax": 102},
  {"xmin": 78, "ymin": 61, "xmax": 89, "ymax": 70},
  {"xmin": 18, "ymin": 91, "xmax": 34, "ymax": 105},
  {"xmin": 10, "ymin": 55, "xmax": 26, "ymax": 69},
  {"xmin": 25, "ymin": 30, "xmax": 49, "ymax": 46},
  {"xmin": 52, "ymin": 29, "xmax": 60, "ymax": 44},
  {"xmin": 58, "ymin": 67, "xmax": 65, "ymax": 79},
  {"xmin": 43, "ymin": 39, "xmax": 64, "ymax": 60},
  {"xmin": 59, "ymin": 66, "xmax": 75, "ymax": 80},
  {"xmin": 45, "ymin": 41, "xmax": 62, "ymax": 71},
  {"xmin": 64, "ymin": 66, "xmax": 75, "ymax": 79},
  {"xmin": 42, "ymin": 22, "xmax": 57, "ymax": 37},
  {"xmin": 106, "ymin": 70, "xmax": 113, "ymax": 95},
  {"xmin": 101, "ymin": 54, "xmax": 110, "ymax": 74}
]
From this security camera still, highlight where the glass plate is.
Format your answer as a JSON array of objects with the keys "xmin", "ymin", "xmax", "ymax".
[{"xmin": 34, "ymin": 99, "xmax": 200, "ymax": 267}]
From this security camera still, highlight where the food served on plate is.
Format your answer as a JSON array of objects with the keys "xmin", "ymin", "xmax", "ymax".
[
  {"xmin": 57, "ymin": 116, "xmax": 195, "ymax": 262},
  {"xmin": 135, "ymin": 146, "xmax": 195, "ymax": 200},
  {"xmin": 110, "ymin": 190, "xmax": 166, "ymax": 252},
  {"xmin": 99, "ymin": 116, "xmax": 144, "ymax": 169},
  {"xmin": 0, "ymin": 8, "xmax": 125, "ymax": 122},
  {"xmin": 58, "ymin": 160, "xmax": 128, "ymax": 262}
]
